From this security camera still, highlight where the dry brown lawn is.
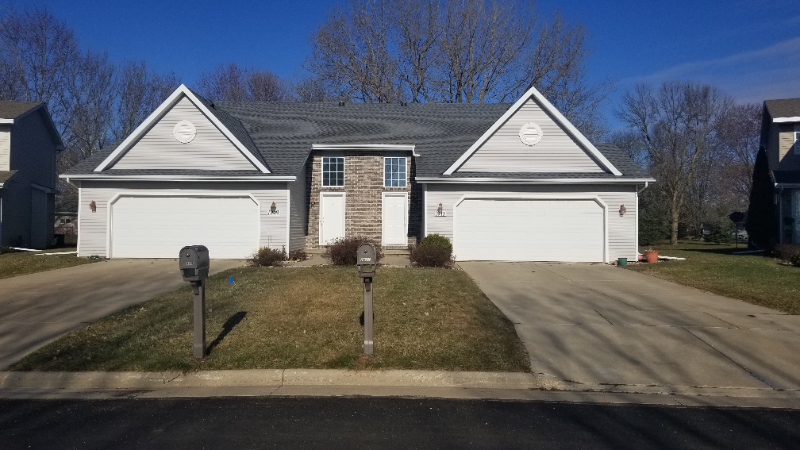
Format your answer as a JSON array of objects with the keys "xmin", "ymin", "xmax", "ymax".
[{"xmin": 10, "ymin": 266, "xmax": 530, "ymax": 373}]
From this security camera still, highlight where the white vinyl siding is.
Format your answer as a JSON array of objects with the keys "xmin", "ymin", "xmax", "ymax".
[
  {"xmin": 457, "ymin": 99, "xmax": 605, "ymax": 173},
  {"xmin": 110, "ymin": 196, "xmax": 259, "ymax": 259},
  {"xmin": 111, "ymin": 97, "xmax": 257, "ymax": 171},
  {"xmin": 77, "ymin": 181, "xmax": 288, "ymax": 257},
  {"xmin": 455, "ymin": 198, "xmax": 604, "ymax": 262},
  {"xmin": 425, "ymin": 184, "xmax": 637, "ymax": 262}
]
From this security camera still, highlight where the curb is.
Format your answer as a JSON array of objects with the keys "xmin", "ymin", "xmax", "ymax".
[{"xmin": 0, "ymin": 370, "xmax": 562, "ymax": 391}]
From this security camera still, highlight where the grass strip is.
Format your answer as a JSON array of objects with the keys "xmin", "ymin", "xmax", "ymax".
[
  {"xmin": 10, "ymin": 266, "xmax": 530, "ymax": 373},
  {"xmin": 0, "ymin": 248, "xmax": 97, "ymax": 279},
  {"xmin": 628, "ymin": 242, "xmax": 800, "ymax": 314}
]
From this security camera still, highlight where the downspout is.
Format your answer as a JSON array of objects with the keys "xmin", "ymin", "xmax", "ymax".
[
  {"xmin": 778, "ymin": 186, "xmax": 783, "ymax": 244},
  {"xmin": 635, "ymin": 182, "xmax": 649, "ymax": 260}
]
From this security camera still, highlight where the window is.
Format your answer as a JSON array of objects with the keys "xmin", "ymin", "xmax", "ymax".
[
  {"xmin": 384, "ymin": 157, "xmax": 407, "ymax": 187},
  {"xmin": 322, "ymin": 157, "xmax": 344, "ymax": 187}
]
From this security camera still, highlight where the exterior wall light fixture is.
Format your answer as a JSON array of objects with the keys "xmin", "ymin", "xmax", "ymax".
[{"xmin": 619, "ymin": 204, "xmax": 626, "ymax": 216}]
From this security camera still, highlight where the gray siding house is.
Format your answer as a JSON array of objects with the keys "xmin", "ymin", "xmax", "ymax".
[
  {"xmin": 762, "ymin": 97, "xmax": 800, "ymax": 243},
  {"xmin": 62, "ymin": 85, "xmax": 654, "ymax": 262},
  {"xmin": 0, "ymin": 101, "xmax": 63, "ymax": 248}
]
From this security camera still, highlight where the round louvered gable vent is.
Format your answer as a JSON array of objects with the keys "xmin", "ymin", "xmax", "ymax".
[
  {"xmin": 519, "ymin": 122, "xmax": 543, "ymax": 146},
  {"xmin": 173, "ymin": 120, "xmax": 197, "ymax": 144}
]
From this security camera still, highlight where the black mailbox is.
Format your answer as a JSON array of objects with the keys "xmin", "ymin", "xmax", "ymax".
[
  {"xmin": 357, "ymin": 243, "xmax": 377, "ymax": 278},
  {"xmin": 179, "ymin": 245, "xmax": 209, "ymax": 282}
]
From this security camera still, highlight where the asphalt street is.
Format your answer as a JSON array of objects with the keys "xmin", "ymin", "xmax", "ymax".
[{"xmin": 0, "ymin": 397, "xmax": 798, "ymax": 449}]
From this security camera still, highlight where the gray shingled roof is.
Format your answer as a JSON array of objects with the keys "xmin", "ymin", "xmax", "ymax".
[
  {"xmin": 765, "ymin": 98, "xmax": 800, "ymax": 119},
  {"xmin": 0, "ymin": 170, "xmax": 17, "ymax": 184},
  {"xmin": 773, "ymin": 170, "xmax": 800, "ymax": 185},
  {"xmin": 0, "ymin": 101, "xmax": 41, "ymax": 119},
  {"xmin": 65, "ymin": 100, "xmax": 650, "ymax": 180},
  {"xmin": 188, "ymin": 89, "xmax": 271, "ymax": 171}
]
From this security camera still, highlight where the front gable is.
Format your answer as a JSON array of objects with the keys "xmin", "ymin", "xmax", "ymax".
[
  {"xmin": 95, "ymin": 85, "xmax": 269, "ymax": 173},
  {"xmin": 112, "ymin": 96, "xmax": 257, "ymax": 171},
  {"xmin": 444, "ymin": 86, "xmax": 621, "ymax": 176}
]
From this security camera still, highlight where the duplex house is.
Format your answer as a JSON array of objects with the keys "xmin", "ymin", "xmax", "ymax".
[
  {"xmin": 0, "ymin": 101, "xmax": 63, "ymax": 248},
  {"xmin": 762, "ymin": 97, "xmax": 800, "ymax": 244},
  {"xmin": 61, "ymin": 84, "xmax": 654, "ymax": 262}
]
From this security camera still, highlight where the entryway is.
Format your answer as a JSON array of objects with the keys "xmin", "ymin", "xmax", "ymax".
[
  {"xmin": 382, "ymin": 192, "xmax": 407, "ymax": 245},
  {"xmin": 320, "ymin": 192, "xmax": 345, "ymax": 244}
]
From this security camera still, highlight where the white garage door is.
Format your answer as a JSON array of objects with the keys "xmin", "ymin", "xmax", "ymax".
[
  {"xmin": 454, "ymin": 198, "xmax": 604, "ymax": 262},
  {"xmin": 111, "ymin": 196, "xmax": 259, "ymax": 259}
]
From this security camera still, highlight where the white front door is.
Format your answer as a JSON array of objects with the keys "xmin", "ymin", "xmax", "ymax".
[
  {"xmin": 382, "ymin": 192, "xmax": 407, "ymax": 245},
  {"xmin": 320, "ymin": 192, "xmax": 345, "ymax": 244}
]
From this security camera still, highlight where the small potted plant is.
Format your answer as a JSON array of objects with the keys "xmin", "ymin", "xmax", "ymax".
[{"xmin": 645, "ymin": 248, "xmax": 659, "ymax": 263}]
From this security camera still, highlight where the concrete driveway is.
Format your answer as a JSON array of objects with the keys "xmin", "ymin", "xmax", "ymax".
[
  {"xmin": 460, "ymin": 262, "xmax": 800, "ymax": 393},
  {"xmin": 0, "ymin": 259, "xmax": 243, "ymax": 369}
]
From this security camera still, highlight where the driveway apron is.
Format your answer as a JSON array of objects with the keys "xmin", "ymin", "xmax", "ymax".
[
  {"xmin": 0, "ymin": 259, "xmax": 243, "ymax": 369},
  {"xmin": 460, "ymin": 262, "xmax": 800, "ymax": 390}
]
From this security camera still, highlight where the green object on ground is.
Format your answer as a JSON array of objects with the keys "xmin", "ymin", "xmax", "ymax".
[
  {"xmin": 10, "ymin": 266, "xmax": 530, "ymax": 373},
  {"xmin": 617, "ymin": 258, "xmax": 627, "ymax": 266}
]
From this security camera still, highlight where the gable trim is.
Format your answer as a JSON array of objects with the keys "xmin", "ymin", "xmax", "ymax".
[
  {"xmin": 93, "ymin": 84, "xmax": 269, "ymax": 173},
  {"xmin": 774, "ymin": 117, "xmax": 800, "ymax": 123},
  {"xmin": 442, "ymin": 85, "xmax": 622, "ymax": 176}
]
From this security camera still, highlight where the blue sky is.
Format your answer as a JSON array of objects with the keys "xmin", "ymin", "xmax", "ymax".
[{"xmin": 3, "ymin": 0, "xmax": 799, "ymax": 131}]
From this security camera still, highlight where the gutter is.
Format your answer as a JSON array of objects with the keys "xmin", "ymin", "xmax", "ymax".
[
  {"xmin": 637, "ymin": 181, "xmax": 650, "ymax": 194},
  {"xmin": 60, "ymin": 174, "xmax": 296, "ymax": 182},
  {"xmin": 415, "ymin": 177, "xmax": 657, "ymax": 185}
]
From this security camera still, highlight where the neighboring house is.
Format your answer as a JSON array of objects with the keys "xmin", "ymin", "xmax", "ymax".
[
  {"xmin": 61, "ymin": 84, "xmax": 654, "ymax": 262},
  {"xmin": 54, "ymin": 211, "xmax": 79, "ymax": 245},
  {"xmin": 0, "ymin": 101, "xmax": 63, "ymax": 248},
  {"xmin": 761, "ymin": 98, "xmax": 800, "ymax": 244}
]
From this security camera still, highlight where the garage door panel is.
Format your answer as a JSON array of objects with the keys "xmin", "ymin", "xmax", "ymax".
[
  {"xmin": 111, "ymin": 196, "xmax": 259, "ymax": 259},
  {"xmin": 455, "ymin": 199, "xmax": 604, "ymax": 262}
]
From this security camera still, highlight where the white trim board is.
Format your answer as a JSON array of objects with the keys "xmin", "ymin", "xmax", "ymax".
[
  {"xmin": 416, "ymin": 177, "xmax": 655, "ymax": 184},
  {"xmin": 443, "ymin": 85, "xmax": 622, "ymax": 176},
  {"xmin": 93, "ymin": 84, "xmax": 270, "ymax": 173},
  {"xmin": 61, "ymin": 174, "xmax": 295, "ymax": 182}
]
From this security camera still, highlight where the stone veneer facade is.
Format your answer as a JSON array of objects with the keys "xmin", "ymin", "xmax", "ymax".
[{"xmin": 305, "ymin": 151, "xmax": 420, "ymax": 248}]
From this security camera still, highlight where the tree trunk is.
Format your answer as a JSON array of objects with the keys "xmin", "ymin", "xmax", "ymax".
[{"xmin": 671, "ymin": 208, "xmax": 680, "ymax": 245}]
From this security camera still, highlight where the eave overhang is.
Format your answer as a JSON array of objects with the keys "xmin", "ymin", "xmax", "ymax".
[
  {"xmin": 415, "ymin": 177, "xmax": 656, "ymax": 184},
  {"xmin": 60, "ymin": 174, "xmax": 295, "ymax": 182},
  {"xmin": 312, "ymin": 144, "xmax": 419, "ymax": 156}
]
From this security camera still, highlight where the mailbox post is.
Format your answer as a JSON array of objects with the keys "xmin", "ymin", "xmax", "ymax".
[
  {"xmin": 356, "ymin": 243, "xmax": 377, "ymax": 355},
  {"xmin": 179, "ymin": 245, "xmax": 210, "ymax": 359}
]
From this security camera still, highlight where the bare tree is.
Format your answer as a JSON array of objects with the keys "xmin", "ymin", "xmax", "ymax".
[
  {"xmin": 0, "ymin": 7, "xmax": 80, "ymax": 124},
  {"xmin": 308, "ymin": 2, "xmax": 398, "ymax": 102},
  {"xmin": 618, "ymin": 82, "xmax": 733, "ymax": 244},
  {"xmin": 294, "ymin": 77, "xmax": 330, "ymax": 102},
  {"xmin": 716, "ymin": 103, "xmax": 762, "ymax": 211},
  {"xmin": 196, "ymin": 62, "xmax": 292, "ymax": 102},
  {"xmin": 307, "ymin": 0, "xmax": 610, "ymax": 137},
  {"xmin": 116, "ymin": 61, "xmax": 179, "ymax": 139}
]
